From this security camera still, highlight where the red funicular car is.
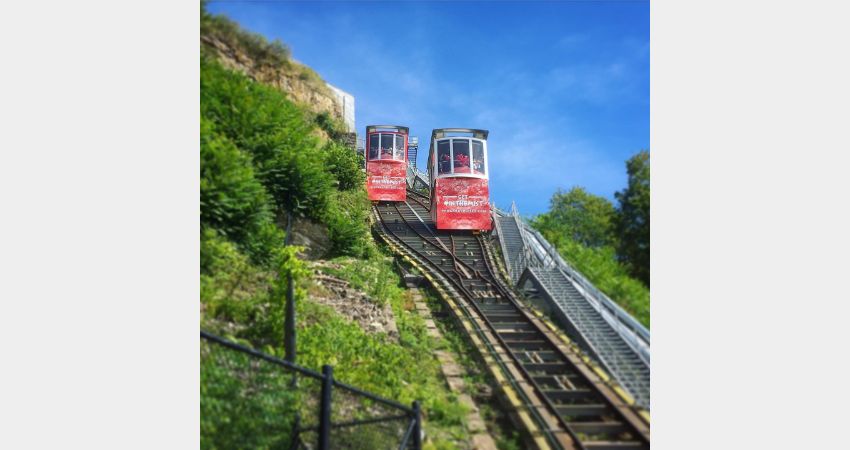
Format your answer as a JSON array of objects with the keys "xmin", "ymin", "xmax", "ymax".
[
  {"xmin": 365, "ymin": 125, "xmax": 409, "ymax": 202},
  {"xmin": 427, "ymin": 128, "xmax": 492, "ymax": 231}
]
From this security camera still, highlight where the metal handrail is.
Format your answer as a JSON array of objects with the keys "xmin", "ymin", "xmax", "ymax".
[
  {"xmin": 406, "ymin": 163, "xmax": 430, "ymax": 192},
  {"xmin": 506, "ymin": 210, "xmax": 650, "ymax": 398},
  {"xmin": 525, "ymin": 226, "xmax": 650, "ymax": 347},
  {"xmin": 524, "ymin": 225, "xmax": 650, "ymax": 362},
  {"xmin": 492, "ymin": 207, "xmax": 650, "ymax": 362}
]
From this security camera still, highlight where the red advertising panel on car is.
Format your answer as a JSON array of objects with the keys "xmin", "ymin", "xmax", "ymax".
[
  {"xmin": 366, "ymin": 126, "xmax": 408, "ymax": 202},
  {"xmin": 366, "ymin": 162, "xmax": 407, "ymax": 201},
  {"xmin": 433, "ymin": 177, "xmax": 492, "ymax": 230}
]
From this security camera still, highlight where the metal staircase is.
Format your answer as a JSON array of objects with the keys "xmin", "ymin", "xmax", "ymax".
[
  {"xmin": 405, "ymin": 163, "xmax": 430, "ymax": 193},
  {"xmin": 493, "ymin": 203, "xmax": 651, "ymax": 410},
  {"xmin": 494, "ymin": 210, "xmax": 527, "ymax": 283},
  {"xmin": 520, "ymin": 267, "xmax": 650, "ymax": 409}
]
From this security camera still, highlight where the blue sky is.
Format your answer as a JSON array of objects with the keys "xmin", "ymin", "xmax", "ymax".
[{"xmin": 207, "ymin": 0, "xmax": 649, "ymax": 215}]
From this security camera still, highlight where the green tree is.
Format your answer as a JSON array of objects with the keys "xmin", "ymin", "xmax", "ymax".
[
  {"xmin": 535, "ymin": 187, "xmax": 618, "ymax": 248},
  {"xmin": 615, "ymin": 150, "xmax": 650, "ymax": 287}
]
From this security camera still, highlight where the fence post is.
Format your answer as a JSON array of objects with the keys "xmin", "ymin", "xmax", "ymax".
[
  {"xmin": 284, "ymin": 212, "xmax": 297, "ymax": 364},
  {"xmin": 412, "ymin": 400, "xmax": 422, "ymax": 450},
  {"xmin": 319, "ymin": 365, "xmax": 333, "ymax": 450}
]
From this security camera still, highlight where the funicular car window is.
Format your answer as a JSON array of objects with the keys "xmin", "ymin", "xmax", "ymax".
[
  {"xmin": 380, "ymin": 134, "xmax": 395, "ymax": 159},
  {"xmin": 452, "ymin": 139, "xmax": 471, "ymax": 174},
  {"xmin": 472, "ymin": 140, "xmax": 485, "ymax": 175},
  {"xmin": 437, "ymin": 140, "xmax": 451, "ymax": 174},
  {"xmin": 369, "ymin": 134, "xmax": 380, "ymax": 160},
  {"xmin": 394, "ymin": 134, "xmax": 405, "ymax": 161}
]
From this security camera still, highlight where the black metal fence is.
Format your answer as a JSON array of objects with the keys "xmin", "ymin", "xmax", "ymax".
[{"xmin": 201, "ymin": 331, "xmax": 421, "ymax": 450}]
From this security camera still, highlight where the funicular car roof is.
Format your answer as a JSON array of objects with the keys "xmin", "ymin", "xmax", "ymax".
[
  {"xmin": 430, "ymin": 128, "xmax": 489, "ymax": 141},
  {"xmin": 366, "ymin": 125, "xmax": 409, "ymax": 135}
]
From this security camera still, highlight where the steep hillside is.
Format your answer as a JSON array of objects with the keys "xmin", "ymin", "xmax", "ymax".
[
  {"xmin": 199, "ymin": 7, "xmax": 490, "ymax": 450},
  {"xmin": 201, "ymin": 8, "xmax": 348, "ymax": 129}
]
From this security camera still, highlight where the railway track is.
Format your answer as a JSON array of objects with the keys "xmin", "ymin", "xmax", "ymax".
[{"xmin": 373, "ymin": 195, "xmax": 650, "ymax": 450}]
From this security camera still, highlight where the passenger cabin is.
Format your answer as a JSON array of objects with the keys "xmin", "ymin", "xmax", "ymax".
[
  {"xmin": 365, "ymin": 125, "xmax": 409, "ymax": 202},
  {"xmin": 427, "ymin": 128, "xmax": 492, "ymax": 231}
]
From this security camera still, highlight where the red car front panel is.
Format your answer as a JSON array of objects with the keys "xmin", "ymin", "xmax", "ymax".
[
  {"xmin": 433, "ymin": 177, "xmax": 492, "ymax": 230},
  {"xmin": 366, "ymin": 161, "xmax": 407, "ymax": 201}
]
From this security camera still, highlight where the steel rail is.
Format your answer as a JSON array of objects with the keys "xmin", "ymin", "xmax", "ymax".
[
  {"xmin": 373, "ymin": 204, "xmax": 568, "ymax": 450},
  {"xmin": 475, "ymin": 232, "xmax": 651, "ymax": 428}
]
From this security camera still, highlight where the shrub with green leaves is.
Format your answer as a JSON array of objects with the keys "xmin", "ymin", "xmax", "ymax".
[
  {"xmin": 323, "ymin": 140, "xmax": 364, "ymax": 191},
  {"xmin": 201, "ymin": 56, "xmax": 335, "ymax": 221},
  {"xmin": 325, "ymin": 189, "xmax": 374, "ymax": 259},
  {"xmin": 315, "ymin": 111, "xmax": 349, "ymax": 142},
  {"xmin": 200, "ymin": 118, "xmax": 274, "ymax": 248}
]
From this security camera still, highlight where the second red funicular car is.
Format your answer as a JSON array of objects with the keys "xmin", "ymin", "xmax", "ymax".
[
  {"xmin": 427, "ymin": 128, "xmax": 492, "ymax": 231},
  {"xmin": 365, "ymin": 125, "xmax": 409, "ymax": 202}
]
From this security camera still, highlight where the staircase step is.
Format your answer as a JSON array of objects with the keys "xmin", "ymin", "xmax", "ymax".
[
  {"xmin": 583, "ymin": 441, "xmax": 645, "ymax": 450},
  {"xmin": 570, "ymin": 421, "xmax": 629, "ymax": 436},
  {"xmin": 556, "ymin": 403, "xmax": 609, "ymax": 417}
]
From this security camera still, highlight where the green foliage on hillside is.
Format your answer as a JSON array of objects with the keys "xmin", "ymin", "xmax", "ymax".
[
  {"xmin": 201, "ymin": 54, "xmax": 369, "ymax": 259},
  {"xmin": 324, "ymin": 140, "xmax": 364, "ymax": 191},
  {"xmin": 201, "ymin": 2, "xmax": 330, "ymax": 97},
  {"xmin": 200, "ymin": 118, "xmax": 270, "ymax": 238},
  {"xmin": 307, "ymin": 257, "xmax": 468, "ymax": 426},
  {"xmin": 315, "ymin": 111, "xmax": 351, "ymax": 142},
  {"xmin": 201, "ymin": 57, "xmax": 332, "ymax": 220},
  {"xmin": 201, "ymin": 236, "xmax": 468, "ymax": 447},
  {"xmin": 200, "ymin": 12, "xmax": 466, "ymax": 446},
  {"xmin": 201, "ymin": 345, "xmax": 299, "ymax": 450}
]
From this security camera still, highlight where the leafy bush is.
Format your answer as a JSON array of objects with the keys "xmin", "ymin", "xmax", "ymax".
[
  {"xmin": 315, "ymin": 111, "xmax": 349, "ymax": 142},
  {"xmin": 200, "ymin": 118, "xmax": 274, "ymax": 249},
  {"xmin": 201, "ymin": 56, "xmax": 335, "ymax": 221},
  {"xmin": 201, "ymin": 230, "xmax": 308, "ymax": 349},
  {"xmin": 242, "ymin": 221, "xmax": 286, "ymax": 267},
  {"xmin": 325, "ymin": 189, "xmax": 375, "ymax": 259},
  {"xmin": 324, "ymin": 140, "xmax": 364, "ymax": 191}
]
